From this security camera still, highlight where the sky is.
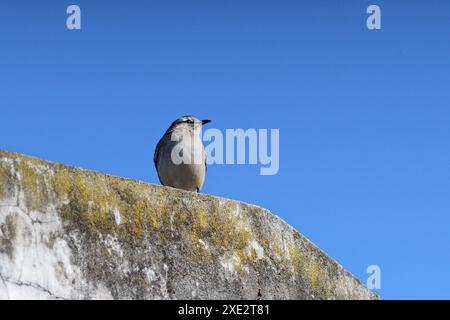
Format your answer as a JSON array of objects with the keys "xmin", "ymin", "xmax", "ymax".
[{"xmin": 1, "ymin": 0, "xmax": 449, "ymax": 299}]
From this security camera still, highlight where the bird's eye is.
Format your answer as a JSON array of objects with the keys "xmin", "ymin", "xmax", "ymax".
[{"xmin": 186, "ymin": 119, "xmax": 194, "ymax": 124}]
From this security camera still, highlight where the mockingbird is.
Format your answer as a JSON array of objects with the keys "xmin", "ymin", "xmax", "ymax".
[{"xmin": 154, "ymin": 116, "xmax": 211, "ymax": 192}]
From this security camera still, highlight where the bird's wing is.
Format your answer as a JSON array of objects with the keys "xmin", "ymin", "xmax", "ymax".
[
  {"xmin": 203, "ymin": 149, "xmax": 208, "ymax": 179},
  {"xmin": 153, "ymin": 138, "xmax": 162, "ymax": 170},
  {"xmin": 154, "ymin": 124, "xmax": 177, "ymax": 170}
]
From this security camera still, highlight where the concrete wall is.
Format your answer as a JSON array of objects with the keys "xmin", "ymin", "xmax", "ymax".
[{"xmin": 0, "ymin": 150, "xmax": 378, "ymax": 300}]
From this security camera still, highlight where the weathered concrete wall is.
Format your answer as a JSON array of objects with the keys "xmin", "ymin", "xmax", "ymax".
[{"xmin": 0, "ymin": 150, "xmax": 378, "ymax": 300}]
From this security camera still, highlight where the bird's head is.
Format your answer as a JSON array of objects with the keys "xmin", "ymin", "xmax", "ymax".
[{"xmin": 172, "ymin": 116, "xmax": 211, "ymax": 131}]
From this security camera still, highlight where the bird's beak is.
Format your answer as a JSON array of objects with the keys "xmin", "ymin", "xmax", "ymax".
[{"xmin": 201, "ymin": 120, "xmax": 211, "ymax": 125}]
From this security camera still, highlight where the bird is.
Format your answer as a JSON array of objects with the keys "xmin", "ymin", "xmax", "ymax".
[{"xmin": 154, "ymin": 116, "xmax": 211, "ymax": 192}]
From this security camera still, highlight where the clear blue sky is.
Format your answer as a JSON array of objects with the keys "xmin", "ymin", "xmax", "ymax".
[{"xmin": 1, "ymin": 0, "xmax": 449, "ymax": 299}]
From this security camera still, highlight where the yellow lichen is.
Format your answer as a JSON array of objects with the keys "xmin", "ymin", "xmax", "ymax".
[
  {"xmin": 58, "ymin": 173, "xmax": 116, "ymax": 235},
  {"xmin": 288, "ymin": 243, "xmax": 331, "ymax": 294},
  {"xmin": 53, "ymin": 169, "xmax": 72, "ymax": 197},
  {"xmin": 127, "ymin": 199, "xmax": 149, "ymax": 238},
  {"xmin": 208, "ymin": 206, "xmax": 252, "ymax": 254},
  {"xmin": 269, "ymin": 233, "xmax": 284, "ymax": 258},
  {"xmin": 0, "ymin": 162, "xmax": 15, "ymax": 200},
  {"xmin": 288, "ymin": 245, "xmax": 304, "ymax": 274},
  {"xmin": 16, "ymin": 160, "xmax": 48, "ymax": 211},
  {"xmin": 6, "ymin": 157, "xmax": 255, "ymax": 270},
  {"xmin": 149, "ymin": 209, "xmax": 159, "ymax": 230},
  {"xmin": 195, "ymin": 203, "xmax": 208, "ymax": 231}
]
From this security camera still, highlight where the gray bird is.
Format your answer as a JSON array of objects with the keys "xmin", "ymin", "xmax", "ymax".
[{"xmin": 154, "ymin": 116, "xmax": 211, "ymax": 192}]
